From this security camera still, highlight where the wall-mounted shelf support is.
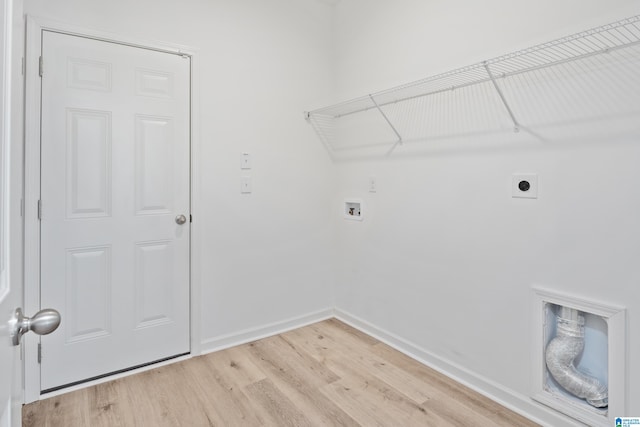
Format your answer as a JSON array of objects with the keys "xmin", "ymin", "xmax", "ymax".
[
  {"xmin": 483, "ymin": 62, "xmax": 520, "ymax": 133},
  {"xmin": 369, "ymin": 94, "xmax": 403, "ymax": 144}
]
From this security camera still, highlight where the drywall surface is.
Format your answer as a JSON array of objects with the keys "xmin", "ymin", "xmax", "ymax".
[
  {"xmin": 331, "ymin": 1, "xmax": 640, "ymax": 425},
  {"xmin": 24, "ymin": 0, "xmax": 336, "ymax": 347}
]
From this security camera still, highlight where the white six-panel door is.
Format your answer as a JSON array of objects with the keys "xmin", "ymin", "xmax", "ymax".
[{"xmin": 39, "ymin": 31, "xmax": 191, "ymax": 391}]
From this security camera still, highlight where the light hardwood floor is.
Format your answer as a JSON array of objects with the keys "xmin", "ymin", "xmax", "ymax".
[{"xmin": 23, "ymin": 319, "xmax": 539, "ymax": 426}]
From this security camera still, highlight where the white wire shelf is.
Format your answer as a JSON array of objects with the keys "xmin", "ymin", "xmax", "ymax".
[{"xmin": 305, "ymin": 15, "xmax": 640, "ymax": 154}]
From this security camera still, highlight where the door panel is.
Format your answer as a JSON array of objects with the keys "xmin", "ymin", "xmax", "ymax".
[
  {"xmin": 40, "ymin": 31, "xmax": 190, "ymax": 391},
  {"xmin": 65, "ymin": 246, "xmax": 112, "ymax": 343},
  {"xmin": 134, "ymin": 241, "xmax": 173, "ymax": 328},
  {"xmin": 135, "ymin": 115, "xmax": 173, "ymax": 214},
  {"xmin": 66, "ymin": 109, "xmax": 112, "ymax": 218}
]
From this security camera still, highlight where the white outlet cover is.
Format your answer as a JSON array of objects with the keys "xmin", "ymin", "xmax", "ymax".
[
  {"xmin": 241, "ymin": 176, "xmax": 252, "ymax": 193},
  {"xmin": 241, "ymin": 153, "xmax": 252, "ymax": 169},
  {"xmin": 512, "ymin": 173, "xmax": 538, "ymax": 198}
]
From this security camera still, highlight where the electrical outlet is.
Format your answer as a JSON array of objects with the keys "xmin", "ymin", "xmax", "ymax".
[
  {"xmin": 369, "ymin": 176, "xmax": 377, "ymax": 193},
  {"xmin": 512, "ymin": 173, "xmax": 538, "ymax": 199}
]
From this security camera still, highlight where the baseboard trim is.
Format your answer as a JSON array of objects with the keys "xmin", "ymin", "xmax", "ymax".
[
  {"xmin": 333, "ymin": 308, "xmax": 578, "ymax": 427},
  {"xmin": 200, "ymin": 307, "xmax": 334, "ymax": 355}
]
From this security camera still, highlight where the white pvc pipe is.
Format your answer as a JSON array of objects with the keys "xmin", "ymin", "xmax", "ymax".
[{"xmin": 545, "ymin": 307, "xmax": 608, "ymax": 408}]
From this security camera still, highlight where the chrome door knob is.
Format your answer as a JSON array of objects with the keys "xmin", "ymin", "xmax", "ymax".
[
  {"xmin": 175, "ymin": 214, "xmax": 187, "ymax": 225},
  {"xmin": 11, "ymin": 308, "xmax": 61, "ymax": 346}
]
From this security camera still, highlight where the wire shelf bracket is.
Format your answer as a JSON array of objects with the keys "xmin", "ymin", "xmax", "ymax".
[
  {"xmin": 369, "ymin": 94, "xmax": 404, "ymax": 144},
  {"xmin": 483, "ymin": 61, "xmax": 520, "ymax": 133}
]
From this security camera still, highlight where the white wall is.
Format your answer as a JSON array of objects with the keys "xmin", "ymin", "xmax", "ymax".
[
  {"xmin": 23, "ymin": 0, "xmax": 337, "ymax": 347},
  {"xmin": 331, "ymin": 1, "xmax": 640, "ymax": 425}
]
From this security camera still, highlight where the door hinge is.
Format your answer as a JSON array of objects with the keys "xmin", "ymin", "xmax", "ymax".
[
  {"xmin": 37, "ymin": 199, "xmax": 42, "ymax": 220},
  {"xmin": 22, "ymin": 57, "xmax": 25, "ymax": 76},
  {"xmin": 190, "ymin": 214, "xmax": 192, "ymax": 223},
  {"xmin": 39, "ymin": 56, "xmax": 43, "ymax": 77},
  {"xmin": 38, "ymin": 343, "xmax": 42, "ymax": 364}
]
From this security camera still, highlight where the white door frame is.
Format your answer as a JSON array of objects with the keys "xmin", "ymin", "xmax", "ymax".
[
  {"xmin": 23, "ymin": 16, "xmax": 202, "ymax": 403},
  {"xmin": 2, "ymin": 0, "xmax": 25, "ymax": 424}
]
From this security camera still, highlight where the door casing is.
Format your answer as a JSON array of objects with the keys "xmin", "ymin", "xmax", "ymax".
[{"xmin": 23, "ymin": 16, "xmax": 202, "ymax": 403}]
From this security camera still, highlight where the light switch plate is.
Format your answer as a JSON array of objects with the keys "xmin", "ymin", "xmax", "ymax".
[
  {"xmin": 512, "ymin": 173, "xmax": 538, "ymax": 198},
  {"xmin": 241, "ymin": 153, "xmax": 252, "ymax": 170},
  {"xmin": 241, "ymin": 176, "xmax": 252, "ymax": 193}
]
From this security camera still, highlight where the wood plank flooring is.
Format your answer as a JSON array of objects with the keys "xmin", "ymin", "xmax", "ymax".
[{"xmin": 23, "ymin": 319, "xmax": 539, "ymax": 427}]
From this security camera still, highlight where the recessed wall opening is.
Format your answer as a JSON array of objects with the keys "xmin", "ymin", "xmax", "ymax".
[
  {"xmin": 344, "ymin": 199, "xmax": 363, "ymax": 221},
  {"xmin": 532, "ymin": 288, "xmax": 626, "ymax": 427}
]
